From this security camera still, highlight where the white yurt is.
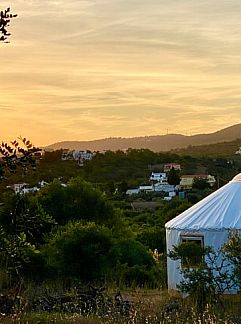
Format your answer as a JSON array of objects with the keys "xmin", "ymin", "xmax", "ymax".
[{"xmin": 165, "ymin": 173, "xmax": 241, "ymax": 292}]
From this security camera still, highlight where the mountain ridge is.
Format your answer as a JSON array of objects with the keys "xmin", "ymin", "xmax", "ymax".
[{"xmin": 45, "ymin": 123, "xmax": 241, "ymax": 152}]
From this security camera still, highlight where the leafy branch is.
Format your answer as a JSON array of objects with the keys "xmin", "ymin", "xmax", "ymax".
[
  {"xmin": 0, "ymin": 137, "xmax": 41, "ymax": 179},
  {"xmin": 0, "ymin": 7, "xmax": 17, "ymax": 43}
]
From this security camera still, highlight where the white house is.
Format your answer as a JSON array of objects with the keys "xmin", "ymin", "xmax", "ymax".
[
  {"xmin": 73, "ymin": 150, "xmax": 96, "ymax": 161},
  {"xmin": 149, "ymin": 172, "xmax": 167, "ymax": 183},
  {"xmin": 61, "ymin": 149, "xmax": 74, "ymax": 160},
  {"xmin": 235, "ymin": 147, "xmax": 241, "ymax": 155},
  {"xmin": 165, "ymin": 173, "xmax": 241, "ymax": 293},
  {"xmin": 7, "ymin": 180, "xmax": 50, "ymax": 195},
  {"xmin": 21, "ymin": 186, "xmax": 39, "ymax": 194},
  {"xmin": 7, "ymin": 183, "xmax": 28, "ymax": 194},
  {"xmin": 154, "ymin": 183, "xmax": 176, "ymax": 192},
  {"xmin": 62, "ymin": 150, "xmax": 96, "ymax": 165},
  {"xmin": 7, "ymin": 183, "xmax": 39, "ymax": 194},
  {"xmin": 126, "ymin": 188, "xmax": 140, "ymax": 195},
  {"xmin": 139, "ymin": 185, "xmax": 154, "ymax": 192}
]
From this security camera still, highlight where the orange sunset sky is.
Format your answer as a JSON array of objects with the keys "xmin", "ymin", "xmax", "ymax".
[{"xmin": 1, "ymin": 0, "xmax": 241, "ymax": 146}]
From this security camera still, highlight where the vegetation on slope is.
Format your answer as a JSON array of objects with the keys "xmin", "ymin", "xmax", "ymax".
[{"xmin": 0, "ymin": 144, "xmax": 241, "ymax": 321}]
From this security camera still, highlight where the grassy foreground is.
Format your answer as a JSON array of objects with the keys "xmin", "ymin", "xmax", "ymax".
[{"xmin": 1, "ymin": 290, "xmax": 241, "ymax": 324}]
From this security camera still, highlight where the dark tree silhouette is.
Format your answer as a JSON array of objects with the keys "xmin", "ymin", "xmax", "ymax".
[
  {"xmin": 167, "ymin": 167, "xmax": 180, "ymax": 186},
  {"xmin": 0, "ymin": 137, "xmax": 41, "ymax": 179},
  {"xmin": 0, "ymin": 7, "xmax": 17, "ymax": 43}
]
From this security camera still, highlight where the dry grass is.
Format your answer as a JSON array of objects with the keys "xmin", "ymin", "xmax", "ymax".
[
  {"xmin": 1, "ymin": 289, "xmax": 241, "ymax": 323},
  {"xmin": 0, "ymin": 313, "xmax": 102, "ymax": 324}
]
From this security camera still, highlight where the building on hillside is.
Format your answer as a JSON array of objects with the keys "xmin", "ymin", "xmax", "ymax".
[
  {"xmin": 39, "ymin": 180, "xmax": 48, "ymax": 188},
  {"xmin": 126, "ymin": 183, "xmax": 177, "ymax": 196},
  {"xmin": 235, "ymin": 147, "xmax": 241, "ymax": 155},
  {"xmin": 73, "ymin": 150, "xmax": 96, "ymax": 166},
  {"xmin": 7, "ymin": 179, "xmax": 51, "ymax": 195},
  {"xmin": 73, "ymin": 150, "xmax": 95, "ymax": 161},
  {"xmin": 180, "ymin": 174, "xmax": 216, "ymax": 189},
  {"xmin": 61, "ymin": 149, "xmax": 74, "ymax": 160},
  {"xmin": 164, "ymin": 163, "xmax": 181, "ymax": 172},
  {"xmin": 154, "ymin": 183, "xmax": 176, "ymax": 192},
  {"xmin": 149, "ymin": 172, "xmax": 167, "ymax": 183},
  {"xmin": 165, "ymin": 173, "xmax": 241, "ymax": 293},
  {"xmin": 7, "ymin": 183, "xmax": 40, "ymax": 194},
  {"xmin": 21, "ymin": 187, "xmax": 39, "ymax": 194},
  {"xmin": 7, "ymin": 183, "xmax": 28, "ymax": 194},
  {"xmin": 61, "ymin": 149, "xmax": 96, "ymax": 165},
  {"xmin": 139, "ymin": 185, "xmax": 154, "ymax": 193},
  {"xmin": 33, "ymin": 151, "xmax": 43, "ymax": 160},
  {"xmin": 126, "ymin": 188, "xmax": 140, "ymax": 195}
]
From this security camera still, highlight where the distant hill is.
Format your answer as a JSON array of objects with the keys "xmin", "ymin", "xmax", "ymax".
[
  {"xmin": 173, "ymin": 138, "xmax": 241, "ymax": 158},
  {"xmin": 46, "ymin": 123, "xmax": 241, "ymax": 152}
]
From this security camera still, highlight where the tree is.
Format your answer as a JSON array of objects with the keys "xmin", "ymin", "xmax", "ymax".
[
  {"xmin": 0, "ymin": 190, "xmax": 55, "ymax": 288},
  {"xmin": 0, "ymin": 192, "xmax": 55, "ymax": 245},
  {"xmin": 167, "ymin": 168, "xmax": 180, "ymax": 186},
  {"xmin": 169, "ymin": 243, "xmax": 235, "ymax": 315},
  {"xmin": 0, "ymin": 138, "xmax": 43, "ymax": 287},
  {"xmin": 44, "ymin": 222, "xmax": 113, "ymax": 281},
  {"xmin": 117, "ymin": 180, "xmax": 128, "ymax": 194},
  {"xmin": 110, "ymin": 239, "xmax": 154, "ymax": 268},
  {"xmin": 136, "ymin": 227, "xmax": 166, "ymax": 253},
  {"xmin": 0, "ymin": 229, "xmax": 38, "ymax": 282},
  {"xmin": 223, "ymin": 232, "xmax": 241, "ymax": 289},
  {"xmin": 38, "ymin": 177, "xmax": 114, "ymax": 225},
  {"xmin": 0, "ymin": 137, "xmax": 41, "ymax": 179},
  {"xmin": 192, "ymin": 178, "xmax": 210, "ymax": 190},
  {"xmin": 0, "ymin": 7, "xmax": 17, "ymax": 43}
]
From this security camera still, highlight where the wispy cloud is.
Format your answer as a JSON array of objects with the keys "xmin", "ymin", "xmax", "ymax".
[{"xmin": 0, "ymin": 0, "xmax": 241, "ymax": 145}]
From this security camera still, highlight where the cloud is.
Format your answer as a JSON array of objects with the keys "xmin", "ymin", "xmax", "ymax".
[{"xmin": 0, "ymin": 0, "xmax": 241, "ymax": 145}]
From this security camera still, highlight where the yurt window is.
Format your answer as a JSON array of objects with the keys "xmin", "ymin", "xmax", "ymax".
[
  {"xmin": 181, "ymin": 235, "xmax": 204, "ymax": 245},
  {"xmin": 180, "ymin": 235, "xmax": 204, "ymax": 268}
]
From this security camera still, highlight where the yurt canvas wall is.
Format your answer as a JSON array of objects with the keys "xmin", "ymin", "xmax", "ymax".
[{"xmin": 165, "ymin": 174, "xmax": 241, "ymax": 292}]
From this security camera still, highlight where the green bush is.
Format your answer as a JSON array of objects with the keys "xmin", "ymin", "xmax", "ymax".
[
  {"xmin": 137, "ymin": 228, "xmax": 166, "ymax": 253},
  {"xmin": 110, "ymin": 239, "xmax": 154, "ymax": 269},
  {"xmin": 44, "ymin": 222, "xmax": 113, "ymax": 282},
  {"xmin": 38, "ymin": 177, "xmax": 114, "ymax": 225},
  {"xmin": 123, "ymin": 265, "xmax": 156, "ymax": 287},
  {"xmin": 23, "ymin": 250, "xmax": 48, "ymax": 282}
]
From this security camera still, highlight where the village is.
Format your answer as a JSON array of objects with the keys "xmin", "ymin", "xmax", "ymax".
[
  {"xmin": 1, "ymin": 0, "xmax": 241, "ymax": 322},
  {"xmin": 0, "ymin": 143, "xmax": 241, "ymax": 322}
]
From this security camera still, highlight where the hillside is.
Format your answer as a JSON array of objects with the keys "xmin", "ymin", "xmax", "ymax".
[
  {"xmin": 173, "ymin": 138, "xmax": 241, "ymax": 158},
  {"xmin": 46, "ymin": 123, "xmax": 241, "ymax": 152}
]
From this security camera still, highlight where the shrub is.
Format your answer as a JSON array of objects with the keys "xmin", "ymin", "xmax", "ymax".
[
  {"xmin": 137, "ymin": 228, "xmax": 166, "ymax": 253},
  {"xmin": 38, "ymin": 177, "xmax": 114, "ymax": 225},
  {"xmin": 110, "ymin": 239, "xmax": 154, "ymax": 269},
  {"xmin": 44, "ymin": 222, "xmax": 113, "ymax": 282},
  {"xmin": 123, "ymin": 265, "xmax": 156, "ymax": 287}
]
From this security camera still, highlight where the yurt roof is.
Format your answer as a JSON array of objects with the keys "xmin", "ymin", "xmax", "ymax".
[{"xmin": 165, "ymin": 173, "xmax": 241, "ymax": 231}]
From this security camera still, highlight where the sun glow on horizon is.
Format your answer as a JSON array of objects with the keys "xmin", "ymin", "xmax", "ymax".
[{"xmin": 1, "ymin": 0, "xmax": 241, "ymax": 146}]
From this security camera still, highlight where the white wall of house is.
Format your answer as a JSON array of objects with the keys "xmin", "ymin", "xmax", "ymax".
[{"xmin": 150, "ymin": 172, "xmax": 167, "ymax": 182}]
